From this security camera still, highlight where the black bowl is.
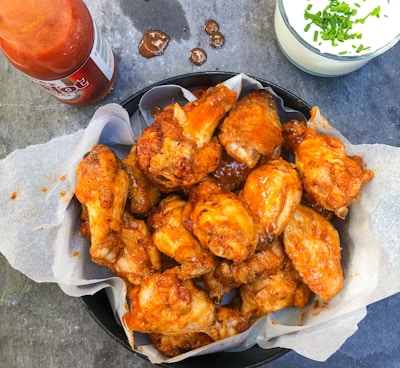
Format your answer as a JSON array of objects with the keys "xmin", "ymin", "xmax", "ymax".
[{"xmin": 80, "ymin": 71, "xmax": 312, "ymax": 367}]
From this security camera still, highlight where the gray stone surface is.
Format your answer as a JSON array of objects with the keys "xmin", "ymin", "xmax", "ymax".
[{"xmin": 1, "ymin": 1, "xmax": 399, "ymax": 367}]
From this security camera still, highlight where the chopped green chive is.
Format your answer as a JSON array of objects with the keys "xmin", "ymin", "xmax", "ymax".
[
  {"xmin": 355, "ymin": 6, "xmax": 381, "ymax": 24},
  {"xmin": 303, "ymin": 1, "xmax": 382, "ymax": 54}
]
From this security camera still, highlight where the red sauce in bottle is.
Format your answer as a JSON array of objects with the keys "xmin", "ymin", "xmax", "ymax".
[{"xmin": 0, "ymin": 0, "xmax": 117, "ymax": 105}]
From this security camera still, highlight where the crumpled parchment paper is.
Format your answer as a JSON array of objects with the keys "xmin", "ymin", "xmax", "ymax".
[{"xmin": 1, "ymin": 74, "xmax": 399, "ymax": 364}]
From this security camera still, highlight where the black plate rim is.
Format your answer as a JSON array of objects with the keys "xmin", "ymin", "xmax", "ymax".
[{"xmin": 80, "ymin": 71, "xmax": 313, "ymax": 368}]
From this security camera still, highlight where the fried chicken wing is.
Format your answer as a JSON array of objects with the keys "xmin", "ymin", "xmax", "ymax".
[
  {"xmin": 124, "ymin": 270, "xmax": 216, "ymax": 335},
  {"xmin": 176, "ymin": 84, "xmax": 238, "ymax": 147},
  {"xmin": 282, "ymin": 203, "xmax": 344, "ymax": 301},
  {"xmin": 148, "ymin": 306, "xmax": 249, "ymax": 357},
  {"xmin": 136, "ymin": 84, "xmax": 237, "ymax": 192},
  {"xmin": 282, "ymin": 109, "xmax": 374, "ymax": 219},
  {"xmin": 201, "ymin": 258, "xmax": 241, "ymax": 303},
  {"xmin": 75, "ymin": 145, "xmax": 130, "ymax": 266},
  {"xmin": 113, "ymin": 212, "xmax": 162, "ymax": 286},
  {"xmin": 206, "ymin": 306, "xmax": 250, "ymax": 342},
  {"xmin": 184, "ymin": 178, "xmax": 259, "ymax": 263},
  {"xmin": 218, "ymin": 90, "xmax": 282, "ymax": 168},
  {"xmin": 219, "ymin": 237, "xmax": 286, "ymax": 285},
  {"xmin": 122, "ymin": 144, "xmax": 161, "ymax": 216},
  {"xmin": 148, "ymin": 332, "xmax": 214, "ymax": 357},
  {"xmin": 240, "ymin": 257, "xmax": 310, "ymax": 318},
  {"xmin": 148, "ymin": 194, "xmax": 216, "ymax": 280},
  {"xmin": 241, "ymin": 158, "xmax": 302, "ymax": 242}
]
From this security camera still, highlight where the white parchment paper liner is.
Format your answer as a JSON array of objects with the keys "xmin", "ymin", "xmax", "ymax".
[{"xmin": 1, "ymin": 74, "xmax": 399, "ymax": 363}]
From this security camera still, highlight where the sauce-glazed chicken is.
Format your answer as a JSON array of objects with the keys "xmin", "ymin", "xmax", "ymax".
[
  {"xmin": 282, "ymin": 108, "xmax": 374, "ymax": 219},
  {"xmin": 75, "ymin": 82, "xmax": 373, "ymax": 358},
  {"xmin": 219, "ymin": 90, "xmax": 282, "ymax": 168},
  {"xmin": 136, "ymin": 84, "xmax": 237, "ymax": 192}
]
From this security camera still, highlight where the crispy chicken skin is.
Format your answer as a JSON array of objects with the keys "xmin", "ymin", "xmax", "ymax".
[
  {"xmin": 148, "ymin": 332, "xmax": 214, "ymax": 357},
  {"xmin": 184, "ymin": 178, "xmax": 259, "ymax": 263},
  {"xmin": 206, "ymin": 305, "xmax": 250, "ymax": 341},
  {"xmin": 282, "ymin": 203, "xmax": 344, "ymax": 301},
  {"xmin": 219, "ymin": 237, "xmax": 286, "ymax": 285},
  {"xmin": 136, "ymin": 84, "xmax": 237, "ymax": 192},
  {"xmin": 113, "ymin": 212, "xmax": 162, "ymax": 286},
  {"xmin": 147, "ymin": 306, "xmax": 249, "ymax": 357},
  {"xmin": 125, "ymin": 270, "xmax": 216, "ymax": 335},
  {"xmin": 203, "ymin": 239, "xmax": 286, "ymax": 303},
  {"xmin": 75, "ymin": 145, "xmax": 130, "ymax": 266},
  {"xmin": 201, "ymin": 257, "xmax": 241, "ymax": 303},
  {"xmin": 218, "ymin": 90, "xmax": 282, "ymax": 168},
  {"xmin": 282, "ymin": 112, "xmax": 374, "ymax": 219},
  {"xmin": 240, "ymin": 257, "xmax": 311, "ymax": 318},
  {"xmin": 176, "ymin": 84, "xmax": 238, "ymax": 147},
  {"xmin": 241, "ymin": 158, "xmax": 303, "ymax": 242},
  {"xmin": 148, "ymin": 194, "xmax": 216, "ymax": 280},
  {"xmin": 122, "ymin": 144, "xmax": 161, "ymax": 216}
]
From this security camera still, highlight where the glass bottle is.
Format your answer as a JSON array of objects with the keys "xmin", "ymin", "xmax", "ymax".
[{"xmin": 0, "ymin": 0, "xmax": 117, "ymax": 105}]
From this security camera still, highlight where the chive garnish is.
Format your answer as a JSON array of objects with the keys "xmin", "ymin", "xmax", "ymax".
[{"xmin": 303, "ymin": 1, "xmax": 382, "ymax": 54}]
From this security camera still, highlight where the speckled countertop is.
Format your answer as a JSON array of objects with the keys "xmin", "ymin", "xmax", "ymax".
[{"xmin": 1, "ymin": 1, "xmax": 399, "ymax": 367}]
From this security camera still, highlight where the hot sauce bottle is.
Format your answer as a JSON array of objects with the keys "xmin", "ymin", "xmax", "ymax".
[{"xmin": 0, "ymin": 0, "xmax": 117, "ymax": 105}]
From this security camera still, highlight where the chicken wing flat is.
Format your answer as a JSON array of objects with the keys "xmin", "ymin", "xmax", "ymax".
[
  {"xmin": 240, "ymin": 257, "xmax": 310, "ymax": 319},
  {"xmin": 241, "ymin": 158, "xmax": 302, "ymax": 242},
  {"xmin": 122, "ymin": 144, "xmax": 161, "ymax": 216},
  {"xmin": 218, "ymin": 90, "xmax": 282, "ymax": 168},
  {"xmin": 75, "ymin": 145, "xmax": 130, "ymax": 266},
  {"xmin": 124, "ymin": 270, "xmax": 216, "ymax": 335},
  {"xmin": 148, "ymin": 194, "xmax": 216, "ymax": 280},
  {"xmin": 136, "ymin": 84, "xmax": 237, "ymax": 192},
  {"xmin": 282, "ymin": 110, "xmax": 374, "ymax": 219},
  {"xmin": 184, "ymin": 178, "xmax": 259, "ymax": 263},
  {"xmin": 113, "ymin": 212, "xmax": 162, "ymax": 287},
  {"xmin": 282, "ymin": 203, "xmax": 344, "ymax": 301}
]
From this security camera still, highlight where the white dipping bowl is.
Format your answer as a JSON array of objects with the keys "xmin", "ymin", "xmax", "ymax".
[{"xmin": 274, "ymin": 0, "xmax": 400, "ymax": 77}]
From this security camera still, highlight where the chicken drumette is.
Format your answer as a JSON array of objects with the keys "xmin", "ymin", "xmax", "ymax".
[
  {"xmin": 136, "ymin": 84, "xmax": 237, "ymax": 192},
  {"xmin": 218, "ymin": 90, "xmax": 282, "ymax": 168},
  {"xmin": 148, "ymin": 194, "xmax": 216, "ymax": 280},
  {"xmin": 75, "ymin": 145, "xmax": 130, "ymax": 266}
]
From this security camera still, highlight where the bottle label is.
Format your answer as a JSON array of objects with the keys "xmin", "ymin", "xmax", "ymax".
[{"xmin": 30, "ymin": 21, "xmax": 115, "ymax": 102}]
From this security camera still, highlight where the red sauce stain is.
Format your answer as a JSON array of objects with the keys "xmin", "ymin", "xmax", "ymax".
[
  {"xmin": 10, "ymin": 191, "xmax": 18, "ymax": 200},
  {"xmin": 60, "ymin": 190, "xmax": 67, "ymax": 198},
  {"xmin": 60, "ymin": 175, "xmax": 67, "ymax": 181},
  {"xmin": 72, "ymin": 251, "xmax": 80, "ymax": 258},
  {"xmin": 41, "ymin": 187, "xmax": 48, "ymax": 193}
]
